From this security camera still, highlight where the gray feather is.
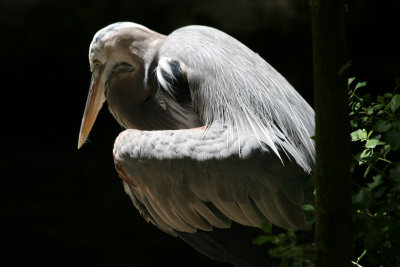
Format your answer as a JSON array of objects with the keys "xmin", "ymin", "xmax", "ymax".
[
  {"xmin": 113, "ymin": 124, "xmax": 313, "ymax": 234},
  {"xmin": 158, "ymin": 25, "xmax": 315, "ymax": 173}
]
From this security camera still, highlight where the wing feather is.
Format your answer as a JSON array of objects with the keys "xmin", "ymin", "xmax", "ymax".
[
  {"xmin": 209, "ymin": 198, "xmax": 252, "ymax": 226},
  {"xmin": 192, "ymin": 201, "xmax": 231, "ymax": 228},
  {"xmin": 258, "ymin": 187, "xmax": 293, "ymax": 229},
  {"xmin": 169, "ymin": 187, "xmax": 213, "ymax": 231},
  {"xmin": 236, "ymin": 199, "xmax": 265, "ymax": 227},
  {"xmin": 113, "ymin": 124, "xmax": 312, "ymax": 234},
  {"xmin": 272, "ymin": 190, "xmax": 306, "ymax": 229}
]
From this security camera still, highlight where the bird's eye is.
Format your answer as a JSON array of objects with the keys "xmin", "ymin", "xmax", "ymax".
[{"xmin": 93, "ymin": 60, "xmax": 102, "ymax": 67}]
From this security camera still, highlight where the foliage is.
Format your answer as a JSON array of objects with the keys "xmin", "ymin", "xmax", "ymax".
[
  {"xmin": 253, "ymin": 218, "xmax": 315, "ymax": 266},
  {"xmin": 349, "ymin": 78, "xmax": 400, "ymax": 266}
]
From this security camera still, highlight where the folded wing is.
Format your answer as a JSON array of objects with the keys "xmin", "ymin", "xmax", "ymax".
[{"xmin": 113, "ymin": 124, "xmax": 313, "ymax": 236}]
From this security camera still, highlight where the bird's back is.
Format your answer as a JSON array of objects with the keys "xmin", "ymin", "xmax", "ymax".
[{"xmin": 158, "ymin": 25, "xmax": 315, "ymax": 173}]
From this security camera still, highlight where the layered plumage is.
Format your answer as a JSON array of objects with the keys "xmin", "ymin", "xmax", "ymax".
[{"xmin": 79, "ymin": 22, "xmax": 315, "ymax": 267}]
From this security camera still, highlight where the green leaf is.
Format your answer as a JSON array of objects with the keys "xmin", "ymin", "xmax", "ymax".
[
  {"xmin": 286, "ymin": 230, "xmax": 296, "ymax": 240},
  {"xmin": 360, "ymin": 149, "xmax": 373, "ymax": 160},
  {"xmin": 377, "ymin": 109, "xmax": 385, "ymax": 115},
  {"xmin": 384, "ymin": 92, "xmax": 393, "ymax": 99},
  {"xmin": 351, "ymin": 129, "xmax": 368, "ymax": 141},
  {"xmin": 366, "ymin": 107, "xmax": 374, "ymax": 115},
  {"xmin": 355, "ymin": 81, "xmax": 367, "ymax": 91},
  {"xmin": 364, "ymin": 165, "xmax": 371, "ymax": 178},
  {"xmin": 252, "ymin": 235, "xmax": 273, "ymax": 245},
  {"xmin": 301, "ymin": 204, "xmax": 315, "ymax": 211},
  {"xmin": 377, "ymin": 95, "xmax": 385, "ymax": 104},
  {"xmin": 261, "ymin": 222, "xmax": 272, "ymax": 234},
  {"xmin": 389, "ymin": 94, "xmax": 400, "ymax": 113},
  {"xmin": 365, "ymin": 139, "xmax": 380, "ymax": 148},
  {"xmin": 367, "ymin": 104, "xmax": 384, "ymax": 116},
  {"xmin": 374, "ymin": 120, "xmax": 392, "ymax": 133},
  {"xmin": 381, "ymin": 144, "xmax": 392, "ymax": 156},
  {"xmin": 348, "ymin": 77, "xmax": 356, "ymax": 86}
]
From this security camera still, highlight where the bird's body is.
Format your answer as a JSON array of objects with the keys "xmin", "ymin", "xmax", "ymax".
[{"xmin": 79, "ymin": 22, "xmax": 315, "ymax": 266}]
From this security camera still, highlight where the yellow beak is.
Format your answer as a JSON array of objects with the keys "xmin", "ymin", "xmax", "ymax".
[{"xmin": 78, "ymin": 76, "xmax": 106, "ymax": 149}]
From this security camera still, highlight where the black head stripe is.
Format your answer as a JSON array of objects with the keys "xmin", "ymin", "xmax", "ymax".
[
  {"xmin": 160, "ymin": 60, "xmax": 191, "ymax": 103},
  {"xmin": 105, "ymin": 62, "xmax": 135, "ymax": 96}
]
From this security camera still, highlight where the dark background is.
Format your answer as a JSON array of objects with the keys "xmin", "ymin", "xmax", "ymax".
[{"xmin": 1, "ymin": 0, "xmax": 399, "ymax": 266}]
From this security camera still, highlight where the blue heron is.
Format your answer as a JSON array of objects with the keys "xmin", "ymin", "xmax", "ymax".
[{"xmin": 78, "ymin": 22, "xmax": 315, "ymax": 266}]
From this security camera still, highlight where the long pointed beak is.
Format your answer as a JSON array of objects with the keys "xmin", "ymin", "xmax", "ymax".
[{"xmin": 78, "ymin": 76, "xmax": 106, "ymax": 149}]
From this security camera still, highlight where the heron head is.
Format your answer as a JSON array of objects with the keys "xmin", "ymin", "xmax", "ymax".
[{"xmin": 78, "ymin": 22, "xmax": 165, "ymax": 149}]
